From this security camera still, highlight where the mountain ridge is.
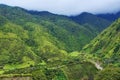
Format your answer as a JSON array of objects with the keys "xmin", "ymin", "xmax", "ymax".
[
  {"xmin": 97, "ymin": 11, "xmax": 120, "ymax": 21},
  {"xmin": 0, "ymin": 4, "xmax": 101, "ymax": 52},
  {"xmin": 0, "ymin": 4, "xmax": 120, "ymax": 80},
  {"xmin": 81, "ymin": 18, "xmax": 120, "ymax": 66},
  {"xmin": 70, "ymin": 12, "xmax": 111, "ymax": 32}
]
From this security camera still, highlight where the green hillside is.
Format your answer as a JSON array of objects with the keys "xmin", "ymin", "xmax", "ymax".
[
  {"xmin": 0, "ymin": 4, "xmax": 98, "ymax": 80},
  {"xmin": 70, "ymin": 12, "xmax": 111, "ymax": 32},
  {"xmin": 0, "ymin": 4, "xmax": 99, "ymax": 52},
  {"xmin": 0, "ymin": 4, "xmax": 119, "ymax": 80},
  {"xmin": 0, "ymin": 16, "xmax": 68, "ymax": 67},
  {"xmin": 82, "ymin": 18, "xmax": 120, "ymax": 66},
  {"xmin": 0, "ymin": 18, "xmax": 98, "ymax": 79}
]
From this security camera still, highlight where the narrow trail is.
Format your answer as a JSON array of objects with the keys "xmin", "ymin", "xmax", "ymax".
[
  {"xmin": 89, "ymin": 60, "xmax": 103, "ymax": 70},
  {"xmin": 47, "ymin": 60, "xmax": 103, "ymax": 70},
  {"xmin": 95, "ymin": 62, "xmax": 103, "ymax": 70}
]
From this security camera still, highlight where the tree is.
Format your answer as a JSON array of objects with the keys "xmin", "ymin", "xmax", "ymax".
[{"xmin": 95, "ymin": 67, "xmax": 120, "ymax": 80}]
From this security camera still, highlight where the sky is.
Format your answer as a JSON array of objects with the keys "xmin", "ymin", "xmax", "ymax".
[{"xmin": 0, "ymin": 0, "xmax": 120, "ymax": 16}]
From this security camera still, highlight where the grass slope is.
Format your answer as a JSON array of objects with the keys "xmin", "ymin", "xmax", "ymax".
[{"xmin": 82, "ymin": 18, "xmax": 120, "ymax": 66}]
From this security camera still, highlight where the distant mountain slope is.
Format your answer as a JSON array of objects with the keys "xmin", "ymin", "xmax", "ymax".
[
  {"xmin": 26, "ymin": 10, "xmax": 101, "ymax": 51},
  {"xmin": 0, "ymin": 4, "xmax": 98, "ymax": 67},
  {"xmin": 81, "ymin": 19, "xmax": 120, "ymax": 66},
  {"xmin": 1, "ymin": 4, "xmax": 116, "ymax": 80},
  {"xmin": 70, "ymin": 12, "xmax": 111, "ymax": 32},
  {"xmin": 97, "ymin": 11, "xmax": 120, "ymax": 21},
  {"xmin": 0, "ymin": 4, "xmax": 98, "ymax": 52}
]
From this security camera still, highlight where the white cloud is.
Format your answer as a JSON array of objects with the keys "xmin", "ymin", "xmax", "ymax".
[{"xmin": 0, "ymin": 0, "xmax": 120, "ymax": 15}]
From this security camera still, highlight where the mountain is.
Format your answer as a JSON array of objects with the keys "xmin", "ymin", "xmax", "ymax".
[
  {"xmin": 70, "ymin": 12, "xmax": 111, "ymax": 32},
  {"xmin": 1, "ymin": 4, "xmax": 119, "ymax": 80},
  {"xmin": 97, "ymin": 11, "xmax": 120, "ymax": 21},
  {"xmin": 81, "ymin": 18, "xmax": 120, "ymax": 66},
  {"xmin": 0, "ymin": 18, "xmax": 97, "ymax": 80},
  {"xmin": 0, "ymin": 15, "xmax": 68, "ymax": 65},
  {"xmin": 0, "ymin": 4, "xmax": 98, "ymax": 52},
  {"xmin": 0, "ymin": 4, "xmax": 98, "ymax": 80}
]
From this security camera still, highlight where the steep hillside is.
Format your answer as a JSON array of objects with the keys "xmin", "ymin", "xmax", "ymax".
[
  {"xmin": 0, "ymin": 16, "xmax": 68, "ymax": 67},
  {"xmin": 0, "ymin": 4, "xmax": 97, "ymax": 52},
  {"xmin": 0, "ymin": 18, "xmax": 98, "ymax": 79},
  {"xmin": 24, "ymin": 10, "xmax": 99, "ymax": 52},
  {"xmin": 81, "ymin": 19, "xmax": 120, "ymax": 66},
  {"xmin": 1, "ymin": 4, "xmax": 119, "ymax": 80},
  {"xmin": 70, "ymin": 12, "xmax": 111, "ymax": 32},
  {"xmin": 0, "ymin": 4, "xmax": 99, "ymax": 80}
]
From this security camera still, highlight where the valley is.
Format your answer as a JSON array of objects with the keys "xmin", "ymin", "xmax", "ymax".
[{"xmin": 0, "ymin": 4, "xmax": 120, "ymax": 80}]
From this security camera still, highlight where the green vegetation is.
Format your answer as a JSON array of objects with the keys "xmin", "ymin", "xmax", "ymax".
[
  {"xmin": 0, "ymin": 4, "xmax": 104, "ymax": 52},
  {"xmin": 0, "ymin": 4, "xmax": 99, "ymax": 80},
  {"xmin": 95, "ymin": 67, "xmax": 120, "ymax": 80},
  {"xmin": 70, "ymin": 12, "xmax": 111, "ymax": 32},
  {"xmin": 3, "ymin": 60, "xmax": 97, "ymax": 80},
  {"xmin": 81, "ymin": 19, "xmax": 120, "ymax": 67},
  {"xmin": 0, "ymin": 74, "xmax": 32, "ymax": 78},
  {"xmin": 0, "ymin": 4, "xmax": 120, "ymax": 80}
]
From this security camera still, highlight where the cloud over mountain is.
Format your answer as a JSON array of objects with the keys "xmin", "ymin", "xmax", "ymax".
[{"xmin": 1, "ymin": 0, "xmax": 120, "ymax": 15}]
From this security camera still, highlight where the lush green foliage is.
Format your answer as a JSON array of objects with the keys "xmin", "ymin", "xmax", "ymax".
[
  {"xmin": 0, "ymin": 4, "xmax": 119, "ymax": 80},
  {"xmin": 0, "ymin": 4, "xmax": 102, "ymax": 52},
  {"xmin": 3, "ymin": 59, "xmax": 97, "ymax": 80},
  {"xmin": 95, "ymin": 67, "xmax": 120, "ymax": 80},
  {"xmin": 0, "ymin": 4, "xmax": 99, "ymax": 80},
  {"xmin": 82, "ymin": 19, "xmax": 120, "ymax": 67}
]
